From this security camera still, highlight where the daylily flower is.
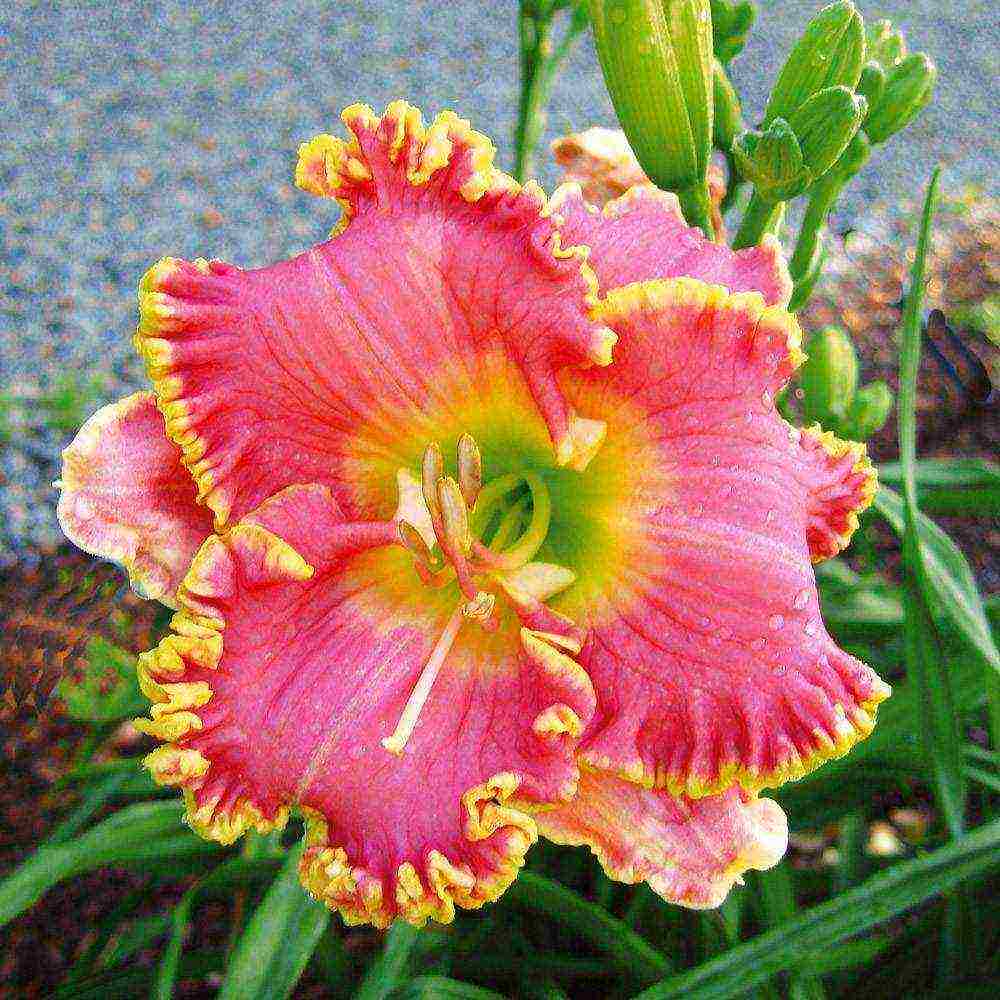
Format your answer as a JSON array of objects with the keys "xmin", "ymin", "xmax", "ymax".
[{"xmin": 58, "ymin": 101, "xmax": 888, "ymax": 926}]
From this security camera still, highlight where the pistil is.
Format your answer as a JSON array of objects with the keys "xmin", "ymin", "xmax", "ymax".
[
  {"xmin": 381, "ymin": 604, "xmax": 465, "ymax": 756},
  {"xmin": 384, "ymin": 434, "xmax": 571, "ymax": 755}
]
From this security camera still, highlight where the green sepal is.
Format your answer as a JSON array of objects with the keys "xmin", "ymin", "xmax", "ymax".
[
  {"xmin": 732, "ymin": 119, "xmax": 807, "ymax": 202},
  {"xmin": 788, "ymin": 85, "xmax": 868, "ymax": 182},
  {"xmin": 712, "ymin": 58, "xmax": 743, "ymax": 152},
  {"xmin": 857, "ymin": 61, "xmax": 887, "ymax": 117}
]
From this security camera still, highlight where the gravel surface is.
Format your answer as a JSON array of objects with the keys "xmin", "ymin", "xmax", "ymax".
[{"xmin": 1, "ymin": 0, "xmax": 997, "ymax": 559}]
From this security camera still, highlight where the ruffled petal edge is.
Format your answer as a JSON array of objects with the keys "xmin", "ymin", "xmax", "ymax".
[
  {"xmin": 798, "ymin": 425, "xmax": 878, "ymax": 563},
  {"xmin": 137, "ymin": 487, "xmax": 569, "ymax": 927}
]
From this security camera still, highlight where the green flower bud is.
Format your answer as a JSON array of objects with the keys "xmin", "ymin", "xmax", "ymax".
[
  {"xmin": 842, "ymin": 380, "xmax": 894, "ymax": 440},
  {"xmin": 788, "ymin": 85, "xmax": 868, "ymax": 182},
  {"xmin": 799, "ymin": 325, "xmax": 859, "ymax": 425},
  {"xmin": 866, "ymin": 18, "xmax": 907, "ymax": 68},
  {"xmin": 764, "ymin": 1, "xmax": 865, "ymax": 125},
  {"xmin": 587, "ymin": 1, "xmax": 714, "ymax": 191},
  {"xmin": 710, "ymin": 0, "xmax": 756, "ymax": 64},
  {"xmin": 950, "ymin": 293, "xmax": 1000, "ymax": 347},
  {"xmin": 712, "ymin": 59, "xmax": 743, "ymax": 152},
  {"xmin": 732, "ymin": 119, "xmax": 808, "ymax": 202},
  {"xmin": 865, "ymin": 52, "xmax": 937, "ymax": 144},
  {"xmin": 857, "ymin": 61, "xmax": 886, "ymax": 116}
]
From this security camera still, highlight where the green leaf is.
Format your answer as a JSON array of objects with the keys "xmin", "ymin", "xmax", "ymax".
[
  {"xmin": 217, "ymin": 843, "xmax": 330, "ymax": 1000},
  {"xmin": 877, "ymin": 458, "xmax": 1000, "ymax": 515},
  {"xmin": 506, "ymin": 871, "xmax": 671, "ymax": 984},
  {"xmin": 155, "ymin": 857, "xmax": 283, "ymax": 1000},
  {"xmin": 873, "ymin": 487, "xmax": 1000, "ymax": 677},
  {"xmin": 755, "ymin": 866, "xmax": 825, "ymax": 1000},
  {"xmin": 885, "ymin": 166, "xmax": 973, "ymax": 980},
  {"xmin": 0, "ymin": 801, "xmax": 219, "ymax": 928},
  {"xmin": 388, "ymin": 977, "xmax": 506, "ymax": 999},
  {"xmin": 42, "ymin": 770, "xmax": 133, "ymax": 847},
  {"xmin": 632, "ymin": 817, "xmax": 1000, "ymax": 999},
  {"xmin": 356, "ymin": 922, "xmax": 422, "ymax": 1000},
  {"xmin": 56, "ymin": 637, "xmax": 145, "ymax": 723}
]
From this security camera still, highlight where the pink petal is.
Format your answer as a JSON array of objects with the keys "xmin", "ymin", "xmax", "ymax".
[
  {"xmin": 552, "ymin": 183, "xmax": 791, "ymax": 307},
  {"xmin": 135, "ymin": 102, "xmax": 615, "ymax": 528},
  {"xmin": 56, "ymin": 392, "xmax": 213, "ymax": 606},
  {"xmin": 139, "ymin": 483, "xmax": 595, "ymax": 927},
  {"xmin": 555, "ymin": 279, "xmax": 889, "ymax": 797},
  {"xmin": 537, "ymin": 770, "xmax": 787, "ymax": 908}
]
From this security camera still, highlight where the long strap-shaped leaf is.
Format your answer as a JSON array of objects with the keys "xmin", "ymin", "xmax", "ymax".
[
  {"xmin": 631, "ymin": 816, "xmax": 1000, "ymax": 1000},
  {"xmin": 507, "ymin": 871, "xmax": 672, "ymax": 984},
  {"xmin": 217, "ymin": 843, "xmax": 330, "ymax": 1000}
]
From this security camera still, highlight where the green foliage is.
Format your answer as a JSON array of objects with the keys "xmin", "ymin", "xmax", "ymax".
[{"xmin": 56, "ymin": 637, "xmax": 145, "ymax": 723}]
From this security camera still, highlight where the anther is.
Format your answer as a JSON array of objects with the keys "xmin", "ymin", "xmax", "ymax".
[
  {"xmin": 397, "ymin": 519, "xmax": 435, "ymax": 569},
  {"xmin": 456, "ymin": 433, "xmax": 482, "ymax": 508},
  {"xmin": 421, "ymin": 443, "xmax": 444, "ymax": 524},
  {"xmin": 437, "ymin": 477, "xmax": 472, "ymax": 556}
]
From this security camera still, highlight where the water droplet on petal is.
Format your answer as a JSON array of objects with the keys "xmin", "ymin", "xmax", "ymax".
[
  {"xmin": 804, "ymin": 620, "xmax": 820, "ymax": 637},
  {"xmin": 761, "ymin": 390, "xmax": 773, "ymax": 408},
  {"xmin": 769, "ymin": 614, "xmax": 785, "ymax": 631},
  {"xmin": 751, "ymin": 637, "xmax": 767, "ymax": 651},
  {"xmin": 794, "ymin": 588, "xmax": 810, "ymax": 610}
]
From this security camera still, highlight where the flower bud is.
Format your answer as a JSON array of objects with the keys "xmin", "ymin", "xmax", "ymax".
[
  {"xmin": 788, "ymin": 85, "xmax": 868, "ymax": 182},
  {"xmin": 842, "ymin": 380, "xmax": 894, "ymax": 441},
  {"xmin": 799, "ymin": 326, "xmax": 859, "ymax": 425},
  {"xmin": 866, "ymin": 18, "xmax": 907, "ymax": 68},
  {"xmin": 732, "ymin": 120, "xmax": 807, "ymax": 203},
  {"xmin": 587, "ymin": 1, "xmax": 714, "ymax": 192},
  {"xmin": 712, "ymin": 59, "xmax": 743, "ymax": 152},
  {"xmin": 710, "ymin": 0, "xmax": 756, "ymax": 64},
  {"xmin": 764, "ymin": 1, "xmax": 865, "ymax": 125},
  {"xmin": 864, "ymin": 53, "xmax": 937, "ymax": 145}
]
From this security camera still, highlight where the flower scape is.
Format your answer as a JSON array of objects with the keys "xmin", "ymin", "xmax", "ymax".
[{"xmin": 56, "ymin": 101, "xmax": 890, "ymax": 929}]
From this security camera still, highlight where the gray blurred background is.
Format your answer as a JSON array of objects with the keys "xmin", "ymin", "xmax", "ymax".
[{"xmin": 1, "ymin": 0, "xmax": 997, "ymax": 556}]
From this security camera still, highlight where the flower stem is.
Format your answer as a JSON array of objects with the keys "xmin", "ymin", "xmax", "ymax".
[
  {"xmin": 513, "ymin": 2, "xmax": 588, "ymax": 182},
  {"xmin": 733, "ymin": 191, "xmax": 784, "ymax": 249}
]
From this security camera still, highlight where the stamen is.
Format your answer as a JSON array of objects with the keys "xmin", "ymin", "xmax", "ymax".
[
  {"xmin": 381, "ymin": 604, "xmax": 465, "ymax": 756},
  {"xmin": 397, "ymin": 519, "xmax": 435, "ymax": 568},
  {"xmin": 457, "ymin": 433, "xmax": 482, "ymax": 508},
  {"xmin": 437, "ymin": 477, "xmax": 473, "ymax": 556},
  {"xmin": 476, "ymin": 473, "xmax": 551, "ymax": 572},
  {"xmin": 421, "ymin": 443, "xmax": 445, "ymax": 527}
]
